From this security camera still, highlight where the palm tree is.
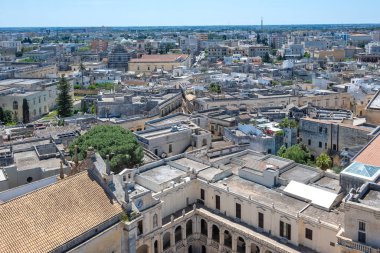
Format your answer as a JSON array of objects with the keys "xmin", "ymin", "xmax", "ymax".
[{"xmin": 316, "ymin": 153, "xmax": 332, "ymax": 171}]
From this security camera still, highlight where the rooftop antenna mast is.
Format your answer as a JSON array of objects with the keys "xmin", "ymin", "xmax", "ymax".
[{"xmin": 261, "ymin": 17, "xmax": 264, "ymax": 32}]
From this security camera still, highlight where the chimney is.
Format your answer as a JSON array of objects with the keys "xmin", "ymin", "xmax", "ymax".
[
  {"xmin": 73, "ymin": 145, "xmax": 79, "ymax": 166},
  {"xmin": 86, "ymin": 146, "xmax": 95, "ymax": 160},
  {"xmin": 106, "ymin": 154, "xmax": 111, "ymax": 175},
  {"xmin": 59, "ymin": 161, "xmax": 64, "ymax": 179}
]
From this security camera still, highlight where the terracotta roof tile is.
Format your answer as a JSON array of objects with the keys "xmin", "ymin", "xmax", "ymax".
[
  {"xmin": 355, "ymin": 134, "xmax": 380, "ymax": 167},
  {"xmin": 0, "ymin": 171, "xmax": 123, "ymax": 253}
]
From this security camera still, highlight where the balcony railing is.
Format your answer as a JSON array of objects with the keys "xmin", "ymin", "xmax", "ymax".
[{"xmin": 337, "ymin": 234, "xmax": 380, "ymax": 253}]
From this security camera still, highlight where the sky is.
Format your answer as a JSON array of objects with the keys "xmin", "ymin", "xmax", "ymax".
[{"xmin": 1, "ymin": 0, "xmax": 380, "ymax": 27}]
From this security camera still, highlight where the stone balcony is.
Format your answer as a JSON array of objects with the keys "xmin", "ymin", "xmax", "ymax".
[{"xmin": 337, "ymin": 230, "xmax": 380, "ymax": 253}]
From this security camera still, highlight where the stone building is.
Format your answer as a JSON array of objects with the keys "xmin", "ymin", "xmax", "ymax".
[
  {"xmin": 128, "ymin": 54, "xmax": 191, "ymax": 74},
  {"xmin": 108, "ymin": 44, "xmax": 130, "ymax": 71},
  {"xmin": 299, "ymin": 118, "xmax": 377, "ymax": 158}
]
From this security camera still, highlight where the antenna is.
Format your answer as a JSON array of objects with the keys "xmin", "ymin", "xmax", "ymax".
[{"xmin": 261, "ymin": 17, "xmax": 264, "ymax": 32}]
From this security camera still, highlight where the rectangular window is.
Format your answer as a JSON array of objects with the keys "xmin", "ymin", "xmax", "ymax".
[
  {"xmin": 333, "ymin": 144, "xmax": 337, "ymax": 151},
  {"xmin": 358, "ymin": 232, "xmax": 366, "ymax": 243},
  {"xmin": 200, "ymin": 189, "xmax": 205, "ymax": 200},
  {"xmin": 258, "ymin": 212, "xmax": 264, "ymax": 229},
  {"xmin": 169, "ymin": 144, "xmax": 172, "ymax": 153},
  {"xmin": 308, "ymin": 139, "xmax": 311, "ymax": 146},
  {"xmin": 236, "ymin": 203, "xmax": 241, "ymax": 219},
  {"xmin": 215, "ymin": 195, "xmax": 220, "ymax": 210},
  {"xmin": 358, "ymin": 221, "xmax": 366, "ymax": 243},
  {"xmin": 359, "ymin": 221, "xmax": 366, "ymax": 231},
  {"xmin": 325, "ymin": 143, "xmax": 327, "ymax": 149},
  {"xmin": 319, "ymin": 142, "xmax": 322, "ymax": 148},
  {"xmin": 280, "ymin": 221, "xmax": 291, "ymax": 240},
  {"xmin": 305, "ymin": 228, "xmax": 313, "ymax": 240},
  {"xmin": 201, "ymin": 189, "xmax": 205, "ymax": 200}
]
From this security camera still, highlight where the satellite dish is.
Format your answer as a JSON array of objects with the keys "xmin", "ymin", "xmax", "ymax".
[{"xmin": 161, "ymin": 152, "xmax": 167, "ymax": 158}]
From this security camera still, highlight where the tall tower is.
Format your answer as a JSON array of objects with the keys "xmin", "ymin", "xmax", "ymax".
[{"xmin": 261, "ymin": 17, "xmax": 264, "ymax": 32}]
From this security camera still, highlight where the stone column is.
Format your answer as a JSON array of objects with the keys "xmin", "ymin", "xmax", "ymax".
[
  {"xmin": 182, "ymin": 225, "xmax": 187, "ymax": 246},
  {"xmin": 207, "ymin": 222, "xmax": 212, "ymax": 245},
  {"xmin": 232, "ymin": 234, "xmax": 238, "ymax": 253},
  {"xmin": 219, "ymin": 228, "xmax": 225, "ymax": 252},
  {"xmin": 170, "ymin": 228, "xmax": 175, "ymax": 248},
  {"xmin": 245, "ymin": 241, "xmax": 251, "ymax": 253}
]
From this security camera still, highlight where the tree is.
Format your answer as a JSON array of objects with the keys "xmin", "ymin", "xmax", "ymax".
[
  {"xmin": 257, "ymin": 34, "xmax": 261, "ymax": 44},
  {"xmin": 316, "ymin": 153, "xmax": 332, "ymax": 171},
  {"xmin": 22, "ymin": 99, "xmax": 30, "ymax": 124},
  {"xmin": 263, "ymin": 52, "xmax": 271, "ymax": 63},
  {"xmin": 304, "ymin": 52, "xmax": 311, "ymax": 58},
  {"xmin": 279, "ymin": 118, "xmax": 298, "ymax": 129},
  {"xmin": 0, "ymin": 107, "xmax": 4, "ymax": 124},
  {"xmin": 209, "ymin": 83, "xmax": 221, "ymax": 94},
  {"xmin": 3, "ymin": 110, "xmax": 13, "ymax": 125},
  {"xmin": 13, "ymin": 111, "xmax": 19, "ymax": 123},
  {"xmin": 277, "ymin": 144, "xmax": 311, "ymax": 164},
  {"xmin": 56, "ymin": 75, "xmax": 73, "ymax": 117},
  {"xmin": 79, "ymin": 62, "xmax": 86, "ymax": 87},
  {"xmin": 69, "ymin": 125, "xmax": 144, "ymax": 173}
]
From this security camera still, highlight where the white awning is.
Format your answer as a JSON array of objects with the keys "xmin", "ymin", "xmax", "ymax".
[{"xmin": 284, "ymin": 180, "xmax": 338, "ymax": 210}]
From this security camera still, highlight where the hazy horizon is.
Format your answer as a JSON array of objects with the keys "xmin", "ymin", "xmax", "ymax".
[{"xmin": 1, "ymin": 0, "xmax": 380, "ymax": 27}]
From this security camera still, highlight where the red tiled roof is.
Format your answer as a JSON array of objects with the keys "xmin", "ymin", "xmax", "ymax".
[
  {"xmin": 0, "ymin": 171, "xmax": 123, "ymax": 253},
  {"xmin": 355, "ymin": 134, "xmax": 380, "ymax": 167}
]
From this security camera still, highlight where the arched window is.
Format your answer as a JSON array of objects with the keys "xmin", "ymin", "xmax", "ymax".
[
  {"xmin": 186, "ymin": 220, "xmax": 193, "ymax": 237},
  {"xmin": 212, "ymin": 225, "xmax": 219, "ymax": 242},
  {"xmin": 153, "ymin": 214, "xmax": 158, "ymax": 228},
  {"xmin": 175, "ymin": 226, "xmax": 182, "ymax": 243},
  {"xmin": 201, "ymin": 219, "xmax": 208, "ymax": 236},
  {"xmin": 163, "ymin": 232, "xmax": 171, "ymax": 250}
]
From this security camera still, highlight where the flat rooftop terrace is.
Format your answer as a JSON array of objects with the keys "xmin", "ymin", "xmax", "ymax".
[
  {"xmin": 360, "ymin": 189, "xmax": 380, "ymax": 208},
  {"xmin": 280, "ymin": 165, "xmax": 320, "ymax": 184},
  {"xmin": 172, "ymin": 157, "xmax": 209, "ymax": 172},
  {"xmin": 148, "ymin": 115, "xmax": 191, "ymax": 127},
  {"xmin": 13, "ymin": 150, "xmax": 61, "ymax": 171},
  {"xmin": 139, "ymin": 165, "xmax": 186, "ymax": 185},
  {"xmin": 311, "ymin": 175, "xmax": 341, "ymax": 194},
  {"xmin": 138, "ymin": 126, "xmax": 189, "ymax": 139},
  {"xmin": 212, "ymin": 175, "xmax": 308, "ymax": 215},
  {"xmin": 301, "ymin": 205, "xmax": 344, "ymax": 226}
]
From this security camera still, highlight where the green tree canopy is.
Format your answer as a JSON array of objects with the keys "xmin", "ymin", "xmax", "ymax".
[
  {"xmin": 209, "ymin": 83, "xmax": 221, "ymax": 94},
  {"xmin": 277, "ymin": 144, "xmax": 311, "ymax": 164},
  {"xmin": 69, "ymin": 125, "xmax": 144, "ymax": 173},
  {"xmin": 263, "ymin": 52, "xmax": 271, "ymax": 63},
  {"xmin": 56, "ymin": 75, "xmax": 73, "ymax": 117},
  {"xmin": 316, "ymin": 153, "xmax": 332, "ymax": 171},
  {"xmin": 279, "ymin": 118, "xmax": 298, "ymax": 129},
  {"xmin": 0, "ymin": 108, "xmax": 14, "ymax": 125}
]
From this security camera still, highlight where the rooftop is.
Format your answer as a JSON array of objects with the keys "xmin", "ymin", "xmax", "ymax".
[
  {"xmin": 139, "ymin": 164, "xmax": 186, "ymax": 185},
  {"xmin": 172, "ymin": 157, "xmax": 210, "ymax": 172},
  {"xmin": 284, "ymin": 180, "xmax": 339, "ymax": 210},
  {"xmin": 360, "ymin": 188, "xmax": 380, "ymax": 208},
  {"xmin": 354, "ymin": 133, "xmax": 380, "ymax": 167},
  {"xmin": 280, "ymin": 165, "xmax": 320, "ymax": 184},
  {"xmin": 129, "ymin": 54, "xmax": 189, "ymax": 63},
  {"xmin": 213, "ymin": 175, "xmax": 308, "ymax": 215},
  {"xmin": 0, "ymin": 170, "xmax": 122, "ymax": 253}
]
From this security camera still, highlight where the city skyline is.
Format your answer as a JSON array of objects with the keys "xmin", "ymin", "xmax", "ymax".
[{"xmin": 1, "ymin": 0, "xmax": 380, "ymax": 27}]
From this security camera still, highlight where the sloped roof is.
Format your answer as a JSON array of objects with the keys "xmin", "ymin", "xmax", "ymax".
[
  {"xmin": 0, "ymin": 171, "xmax": 123, "ymax": 253},
  {"xmin": 355, "ymin": 133, "xmax": 380, "ymax": 167}
]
